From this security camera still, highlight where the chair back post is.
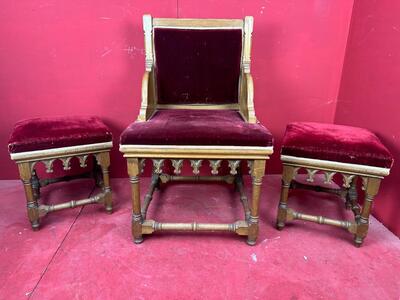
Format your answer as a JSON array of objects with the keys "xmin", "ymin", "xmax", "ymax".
[
  {"xmin": 143, "ymin": 14, "xmax": 153, "ymax": 71},
  {"xmin": 242, "ymin": 16, "xmax": 253, "ymax": 74}
]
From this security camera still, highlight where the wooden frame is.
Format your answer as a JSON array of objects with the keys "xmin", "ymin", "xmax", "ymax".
[
  {"xmin": 10, "ymin": 142, "xmax": 113, "ymax": 230},
  {"xmin": 121, "ymin": 15, "xmax": 273, "ymax": 245},
  {"xmin": 276, "ymin": 155, "xmax": 390, "ymax": 247}
]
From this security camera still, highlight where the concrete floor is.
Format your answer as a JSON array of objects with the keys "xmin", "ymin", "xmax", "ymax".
[{"xmin": 0, "ymin": 175, "xmax": 399, "ymax": 299}]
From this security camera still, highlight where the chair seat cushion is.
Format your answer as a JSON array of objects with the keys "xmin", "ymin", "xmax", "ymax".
[
  {"xmin": 120, "ymin": 110, "xmax": 273, "ymax": 147},
  {"xmin": 8, "ymin": 116, "xmax": 112, "ymax": 153},
  {"xmin": 281, "ymin": 122, "xmax": 393, "ymax": 168}
]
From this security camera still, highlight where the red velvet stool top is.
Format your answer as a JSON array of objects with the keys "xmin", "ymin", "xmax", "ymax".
[
  {"xmin": 8, "ymin": 116, "xmax": 112, "ymax": 153},
  {"xmin": 120, "ymin": 109, "xmax": 273, "ymax": 147},
  {"xmin": 281, "ymin": 122, "xmax": 393, "ymax": 168}
]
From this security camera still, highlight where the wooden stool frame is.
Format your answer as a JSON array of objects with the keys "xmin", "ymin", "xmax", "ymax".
[
  {"xmin": 276, "ymin": 155, "xmax": 390, "ymax": 247},
  {"xmin": 120, "ymin": 15, "xmax": 273, "ymax": 245},
  {"xmin": 10, "ymin": 142, "xmax": 113, "ymax": 230}
]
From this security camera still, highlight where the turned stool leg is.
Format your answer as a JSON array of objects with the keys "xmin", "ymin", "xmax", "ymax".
[
  {"xmin": 128, "ymin": 158, "xmax": 143, "ymax": 244},
  {"xmin": 18, "ymin": 162, "xmax": 40, "ymax": 230},
  {"xmin": 354, "ymin": 177, "xmax": 381, "ymax": 247},
  {"xmin": 276, "ymin": 165, "xmax": 296, "ymax": 230},
  {"xmin": 96, "ymin": 152, "xmax": 113, "ymax": 213},
  {"xmin": 247, "ymin": 159, "xmax": 266, "ymax": 246}
]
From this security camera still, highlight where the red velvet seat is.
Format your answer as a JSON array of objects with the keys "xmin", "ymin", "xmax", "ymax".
[
  {"xmin": 281, "ymin": 122, "xmax": 393, "ymax": 168},
  {"xmin": 120, "ymin": 109, "xmax": 273, "ymax": 147},
  {"xmin": 8, "ymin": 116, "xmax": 112, "ymax": 153}
]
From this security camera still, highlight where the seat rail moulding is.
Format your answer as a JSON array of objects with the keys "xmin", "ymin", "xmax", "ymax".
[
  {"xmin": 120, "ymin": 145, "xmax": 273, "ymax": 159},
  {"xmin": 10, "ymin": 142, "xmax": 113, "ymax": 162},
  {"xmin": 281, "ymin": 155, "xmax": 390, "ymax": 178}
]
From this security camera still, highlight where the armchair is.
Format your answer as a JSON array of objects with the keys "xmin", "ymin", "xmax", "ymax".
[{"xmin": 120, "ymin": 15, "xmax": 273, "ymax": 245}]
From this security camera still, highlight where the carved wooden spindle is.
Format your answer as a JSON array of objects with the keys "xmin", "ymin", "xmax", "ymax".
[
  {"xmin": 228, "ymin": 160, "xmax": 241, "ymax": 175},
  {"xmin": 306, "ymin": 169, "xmax": 318, "ymax": 182},
  {"xmin": 78, "ymin": 155, "xmax": 89, "ymax": 168},
  {"xmin": 323, "ymin": 171, "xmax": 336, "ymax": 184},
  {"xmin": 247, "ymin": 160, "xmax": 254, "ymax": 175},
  {"xmin": 190, "ymin": 160, "xmax": 202, "ymax": 175},
  {"xmin": 152, "ymin": 159, "xmax": 165, "ymax": 174},
  {"xmin": 209, "ymin": 160, "xmax": 222, "ymax": 175},
  {"xmin": 139, "ymin": 159, "xmax": 146, "ymax": 174},
  {"xmin": 171, "ymin": 159, "xmax": 184, "ymax": 175},
  {"xmin": 61, "ymin": 157, "xmax": 73, "ymax": 171},
  {"xmin": 342, "ymin": 174, "xmax": 356, "ymax": 188},
  {"xmin": 43, "ymin": 159, "xmax": 55, "ymax": 173}
]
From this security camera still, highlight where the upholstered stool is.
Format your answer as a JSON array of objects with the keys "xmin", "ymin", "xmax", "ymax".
[
  {"xmin": 8, "ymin": 116, "xmax": 113, "ymax": 230},
  {"xmin": 276, "ymin": 122, "xmax": 393, "ymax": 247}
]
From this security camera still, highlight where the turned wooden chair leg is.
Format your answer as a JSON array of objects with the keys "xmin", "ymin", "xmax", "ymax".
[
  {"xmin": 96, "ymin": 152, "xmax": 113, "ymax": 213},
  {"xmin": 247, "ymin": 159, "xmax": 266, "ymax": 246},
  {"xmin": 354, "ymin": 177, "xmax": 381, "ymax": 247},
  {"xmin": 18, "ymin": 162, "xmax": 40, "ymax": 230},
  {"xmin": 128, "ymin": 158, "xmax": 143, "ymax": 244},
  {"xmin": 276, "ymin": 165, "xmax": 296, "ymax": 230}
]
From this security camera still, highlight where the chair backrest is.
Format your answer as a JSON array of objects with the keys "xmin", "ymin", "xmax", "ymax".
[{"xmin": 143, "ymin": 15, "xmax": 254, "ymax": 110}]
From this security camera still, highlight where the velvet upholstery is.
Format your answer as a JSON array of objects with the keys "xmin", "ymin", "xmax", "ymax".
[
  {"xmin": 8, "ymin": 116, "xmax": 112, "ymax": 153},
  {"xmin": 154, "ymin": 28, "xmax": 242, "ymax": 105},
  {"xmin": 120, "ymin": 110, "xmax": 273, "ymax": 147},
  {"xmin": 281, "ymin": 122, "xmax": 393, "ymax": 168}
]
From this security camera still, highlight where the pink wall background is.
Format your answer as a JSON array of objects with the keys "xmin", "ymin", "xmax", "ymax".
[
  {"xmin": 0, "ymin": 0, "xmax": 353, "ymax": 179},
  {"xmin": 0, "ymin": 1, "xmax": 398, "ymax": 235},
  {"xmin": 335, "ymin": 0, "xmax": 400, "ymax": 236}
]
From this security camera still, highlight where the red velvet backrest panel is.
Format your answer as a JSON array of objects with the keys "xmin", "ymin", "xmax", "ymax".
[{"xmin": 154, "ymin": 28, "xmax": 242, "ymax": 105}]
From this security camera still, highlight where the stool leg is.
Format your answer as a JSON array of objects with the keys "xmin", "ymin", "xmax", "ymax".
[
  {"xmin": 276, "ymin": 165, "xmax": 296, "ymax": 230},
  {"xmin": 18, "ymin": 162, "xmax": 40, "ymax": 230},
  {"xmin": 247, "ymin": 159, "xmax": 266, "ymax": 246},
  {"xmin": 354, "ymin": 177, "xmax": 381, "ymax": 247},
  {"xmin": 127, "ymin": 158, "xmax": 143, "ymax": 244},
  {"xmin": 96, "ymin": 152, "xmax": 112, "ymax": 213}
]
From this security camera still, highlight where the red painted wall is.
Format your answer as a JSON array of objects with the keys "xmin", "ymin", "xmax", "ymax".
[
  {"xmin": 0, "ymin": 1, "xmax": 177, "ymax": 179},
  {"xmin": 335, "ymin": 0, "xmax": 400, "ymax": 236},
  {"xmin": 0, "ymin": 0, "xmax": 353, "ymax": 179}
]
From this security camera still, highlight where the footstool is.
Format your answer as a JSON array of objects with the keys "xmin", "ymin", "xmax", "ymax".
[
  {"xmin": 276, "ymin": 122, "xmax": 394, "ymax": 247},
  {"xmin": 8, "ymin": 116, "xmax": 113, "ymax": 230}
]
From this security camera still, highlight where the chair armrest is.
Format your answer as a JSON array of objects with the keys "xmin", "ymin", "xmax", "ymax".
[
  {"xmin": 239, "ymin": 73, "xmax": 257, "ymax": 123},
  {"xmin": 137, "ymin": 70, "xmax": 156, "ymax": 121}
]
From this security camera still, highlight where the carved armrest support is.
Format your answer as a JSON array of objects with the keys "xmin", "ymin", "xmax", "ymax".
[
  {"xmin": 240, "ymin": 73, "xmax": 257, "ymax": 123},
  {"xmin": 137, "ymin": 70, "xmax": 156, "ymax": 121}
]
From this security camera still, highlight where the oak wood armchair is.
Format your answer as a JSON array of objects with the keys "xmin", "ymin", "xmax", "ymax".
[{"xmin": 120, "ymin": 15, "xmax": 273, "ymax": 245}]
